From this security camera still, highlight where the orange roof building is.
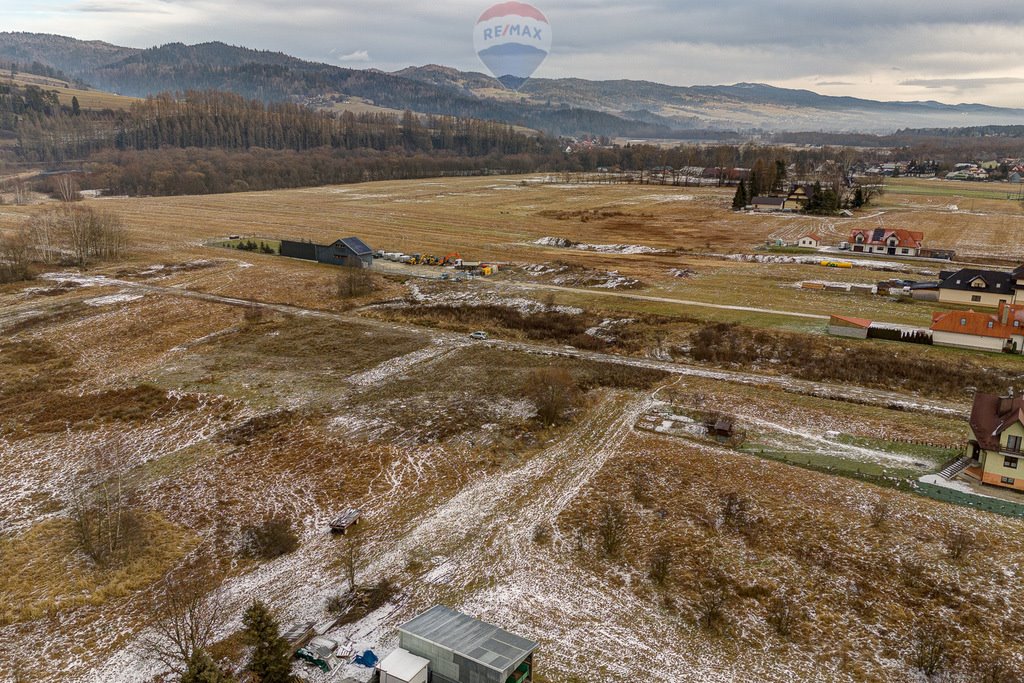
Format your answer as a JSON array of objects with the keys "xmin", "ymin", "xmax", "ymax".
[
  {"xmin": 850, "ymin": 228, "xmax": 925, "ymax": 256},
  {"xmin": 930, "ymin": 302, "xmax": 1024, "ymax": 353}
]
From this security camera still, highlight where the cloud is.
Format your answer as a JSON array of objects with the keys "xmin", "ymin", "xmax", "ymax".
[
  {"xmin": 335, "ymin": 49, "xmax": 371, "ymax": 63},
  {"xmin": 900, "ymin": 77, "xmax": 1024, "ymax": 90},
  {"xmin": 75, "ymin": 1, "xmax": 171, "ymax": 13},
  {"xmin": 9, "ymin": 0, "xmax": 1024, "ymax": 106}
]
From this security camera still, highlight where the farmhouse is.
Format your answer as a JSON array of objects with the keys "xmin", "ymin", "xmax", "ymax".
[
  {"xmin": 965, "ymin": 391, "xmax": 1024, "ymax": 492},
  {"xmin": 280, "ymin": 236, "xmax": 374, "ymax": 268},
  {"xmin": 397, "ymin": 605, "xmax": 537, "ymax": 683},
  {"xmin": 849, "ymin": 228, "xmax": 924, "ymax": 256},
  {"xmin": 751, "ymin": 196, "xmax": 786, "ymax": 212},
  {"xmin": 784, "ymin": 184, "xmax": 815, "ymax": 211},
  {"xmin": 930, "ymin": 302, "xmax": 1024, "ymax": 353},
  {"xmin": 937, "ymin": 266, "xmax": 1024, "ymax": 308},
  {"xmin": 796, "ymin": 232, "xmax": 821, "ymax": 249}
]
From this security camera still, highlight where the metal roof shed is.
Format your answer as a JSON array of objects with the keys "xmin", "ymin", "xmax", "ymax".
[{"xmin": 398, "ymin": 606, "xmax": 537, "ymax": 683}]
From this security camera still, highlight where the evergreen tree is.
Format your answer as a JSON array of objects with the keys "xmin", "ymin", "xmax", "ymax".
[
  {"xmin": 732, "ymin": 180, "xmax": 747, "ymax": 210},
  {"xmin": 241, "ymin": 600, "xmax": 293, "ymax": 683},
  {"xmin": 773, "ymin": 159, "xmax": 787, "ymax": 193},
  {"xmin": 852, "ymin": 187, "xmax": 864, "ymax": 208},
  {"xmin": 71, "ymin": 96, "xmax": 80, "ymax": 116},
  {"xmin": 748, "ymin": 170, "xmax": 760, "ymax": 198},
  {"xmin": 181, "ymin": 650, "xmax": 234, "ymax": 683}
]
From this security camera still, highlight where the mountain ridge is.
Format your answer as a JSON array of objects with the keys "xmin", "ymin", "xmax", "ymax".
[{"xmin": 5, "ymin": 32, "xmax": 1024, "ymax": 134}]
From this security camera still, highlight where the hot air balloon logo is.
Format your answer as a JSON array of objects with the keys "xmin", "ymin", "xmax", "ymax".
[{"xmin": 473, "ymin": 2, "xmax": 551, "ymax": 90}]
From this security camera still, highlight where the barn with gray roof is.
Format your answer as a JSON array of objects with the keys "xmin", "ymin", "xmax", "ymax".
[{"xmin": 397, "ymin": 605, "xmax": 536, "ymax": 683}]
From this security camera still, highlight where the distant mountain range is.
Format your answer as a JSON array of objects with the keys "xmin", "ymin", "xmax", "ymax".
[{"xmin": 5, "ymin": 32, "xmax": 1024, "ymax": 136}]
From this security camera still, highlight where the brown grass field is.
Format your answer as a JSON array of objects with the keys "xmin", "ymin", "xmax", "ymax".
[
  {"xmin": 8, "ymin": 74, "xmax": 141, "ymax": 111},
  {"xmin": 1, "ymin": 176, "xmax": 1024, "ymax": 681}
]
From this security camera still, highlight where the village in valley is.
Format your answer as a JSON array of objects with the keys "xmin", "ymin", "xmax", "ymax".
[{"xmin": 5, "ymin": 12, "xmax": 1024, "ymax": 683}]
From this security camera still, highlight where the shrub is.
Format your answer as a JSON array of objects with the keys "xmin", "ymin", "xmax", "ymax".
[
  {"xmin": 532, "ymin": 521, "xmax": 553, "ymax": 545},
  {"xmin": 596, "ymin": 501, "xmax": 628, "ymax": 558},
  {"xmin": 242, "ymin": 515, "xmax": 299, "ymax": 560},
  {"xmin": 648, "ymin": 542, "xmax": 673, "ymax": 587},
  {"xmin": 944, "ymin": 526, "xmax": 975, "ymax": 562}
]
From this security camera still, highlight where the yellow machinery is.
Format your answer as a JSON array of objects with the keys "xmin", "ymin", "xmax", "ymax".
[{"xmin": 820, "ymin": 260, "xmax": 852, "ymax": 269}]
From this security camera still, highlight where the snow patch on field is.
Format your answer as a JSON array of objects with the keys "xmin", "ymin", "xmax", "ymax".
[
  {"xmin": 84, "ymin": 292, "xmax": 144, "ymax": 307},
  {"xmin": 533, "ymin": 236, "xmax": 668, "ymax": 255},
  {"xmin": 398, "ymin": 282, "xmax": 584, "ymax": 315}
]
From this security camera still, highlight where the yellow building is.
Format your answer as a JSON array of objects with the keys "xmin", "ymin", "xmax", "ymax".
[{"xmin": 966, "ymin": 392, "xmax": 1024, "ymax": 492}]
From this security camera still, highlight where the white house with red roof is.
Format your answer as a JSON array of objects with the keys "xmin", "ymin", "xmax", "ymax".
[
  {"xmin": 796, "ymin": 232, "xmax": 822, "ymax": 249},
  {"xmin": 849, "ymin": 228, "xmax": 924, "ymax": 256}
]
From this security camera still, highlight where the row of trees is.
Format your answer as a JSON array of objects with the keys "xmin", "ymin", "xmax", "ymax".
[
  {"xmin": 0, "ymin": 204, "xmax": 129, "ymax": 282},
  {"xmin": 10, "ymin": 89, "xmax": 553, "ymax": 161}
]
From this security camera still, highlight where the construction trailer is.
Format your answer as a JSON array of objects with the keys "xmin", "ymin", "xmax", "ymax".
[{"xmin": 397, "ymin": 605, "xmax": 537, "ymax": 683}]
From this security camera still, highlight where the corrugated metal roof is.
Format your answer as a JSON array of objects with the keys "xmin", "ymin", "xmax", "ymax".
[
  {"xmin": 338, "ymin": 236, "xmax": 373, "ymax": 255},
  {"xmin": 399, "ymin": 606, "xmax": 537, "ymax": 674}
]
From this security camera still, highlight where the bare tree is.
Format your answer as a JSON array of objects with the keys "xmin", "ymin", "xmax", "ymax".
[
  {"xmin": 0, "ymin": 227, "xmax": 34, "ymax": 283},
  {"xmin": 71, "ymin": 445, "xmax": 146, "ymax": 568},
  {"xmin": 336, "ymin": 263, "xmax": 374, "ymax": 298},
  {"xmin": 524, "ymin": 366, "xmax": 578, "ymax": 426},
  {"xmin": 340, "ymin": 531, "xmax": 362, "ymax": 591},
  {"xmin": 143, "ymin": 556, "xmax": 226, "ymax": 675},
  {"xmin": 54, "ymin": 174, "xmax": 81, "ymax": 202},
  {"xmin": 28, "ymin": 205, "xmax": 130, "ymax": 266}
]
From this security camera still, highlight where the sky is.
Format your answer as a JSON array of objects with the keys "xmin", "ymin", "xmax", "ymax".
[{"xmin": 7, "ymin": 0, "xmax": 1024, "ymax": 107}]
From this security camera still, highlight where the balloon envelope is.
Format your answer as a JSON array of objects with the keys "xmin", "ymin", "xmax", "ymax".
[{"xmin": 473, "ymin": 2, "xmax": 551, "ymax": 90}]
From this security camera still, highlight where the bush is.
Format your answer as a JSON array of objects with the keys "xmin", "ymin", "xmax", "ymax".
[
  {"xmin": 242, "ymin": 515, "xmax": 299, "ymax": 560},
  {"xmin": 532, "ymin": 521, "xmax": 553, "ymax": 545},
  {"xmin": 944, "ymin": 526, "xmax": 976, "ymax": 562},
  {"xmin": 648, "ymin": 542, "xmax": 673, "ymax": 587},
  {"xmin": 596, "ymin": 501, "xmax": 628, "ymax": 558},
  {"xmin": 687, "ymin": 322, "xmax": 1016, "ymax": 398}
]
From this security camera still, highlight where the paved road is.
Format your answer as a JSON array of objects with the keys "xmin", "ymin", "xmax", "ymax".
[{"xmin": 31, "ymin": 271, "xmax": 968, "ymax": 419}]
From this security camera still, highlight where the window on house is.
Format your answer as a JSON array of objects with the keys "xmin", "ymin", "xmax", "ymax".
[
  {"xmin": 902, "ymin": 249, "xmax": 909, "ymax": 254},
  {"xmin": 961, "ymin": 318, "xmax": 967, "ymax": 325},
  {"xmin": 988, "ymin": 321, "xmax": 995, "ymax": 328},
  {"xmin": 1001, "ymin": 476, "xmax": 1016, "ymax": 485},
  {"xmin": 1005, "ymin": 457, "xmax": 1019, "ymax": 469},
  {"xmin": 972, "ymin": 295, "xmax": 982, "ymax": 302},
  {"xmin": 1007, "ymin": 435, "xmax": 1022, "ymax": 451}
]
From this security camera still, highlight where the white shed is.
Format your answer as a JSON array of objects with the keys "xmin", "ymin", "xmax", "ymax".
[
  {"xmin": 797, "ymin": 233, "xmax": 821, "ymax": 249},
  {"xmin": 378, "ymin": 648, "xmax": 430, "ymax": 683}
]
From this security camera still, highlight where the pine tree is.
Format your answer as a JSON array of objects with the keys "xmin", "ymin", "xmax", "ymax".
[
  {"xmin": 773, "ymin": 159, "xmax": 787, "ymax": 193},
  {"xmin": 732, "ymin": 180, "xmax": 747, "ymax": 210},
  {"xmin": 71, "ymin": 96, "xmax": 80, "ymax": 116},
  {"xmin": 853, "ymin": 187, "xmax": 864, "ymax": 208},
  {"xmin": 242, "ymin": 600, "xmax": 293, "ymax": 683},
  {"xmin": 181, "ymin": 649, "xmax": 234, "ymax": 683}
]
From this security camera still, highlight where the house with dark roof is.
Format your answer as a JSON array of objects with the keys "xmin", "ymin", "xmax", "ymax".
[
  {"xmin": 751, "ymin": 196, "xmax": 786, "ymax": 211},
  {"xmin": 937, "ymin": 266, "xmax": 1024, "ymax": 308},
  {"xmin": 849, "ymin": 228, "xmax": 924, "ymax": 256},
  {"xmin": 315, "ymin": 237, "xmax": 374, "ymax": 268},
  {"xmin": 930, "ymin": 302, "xmax": 1024, "ymax": 353},
  {"xmin": 397, "ymin": 605, "xmax": 537, "ymax": 683},
  {"xmin": 965, "ymin": 391, "xmax": 1024, "ymax": 492}
]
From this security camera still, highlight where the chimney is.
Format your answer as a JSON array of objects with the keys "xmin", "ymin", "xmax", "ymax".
[
  {"xmin": 1002, "ymin": 302, "xmax": 1011, "ymax": 326},
  {"xmin": 1000, "ymin": 388, "xmax": 1015, "ymax": 415}
]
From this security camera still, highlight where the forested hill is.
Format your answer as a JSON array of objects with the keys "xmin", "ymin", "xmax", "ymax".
[{"xmin": 0, "ymin": 34, "xmax": 676, "ymax": 139}]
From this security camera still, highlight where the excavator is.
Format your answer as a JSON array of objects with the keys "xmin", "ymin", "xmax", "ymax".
[{"xmin": 440, "ymin": 252, "xmax": 462, "ymax": 267}]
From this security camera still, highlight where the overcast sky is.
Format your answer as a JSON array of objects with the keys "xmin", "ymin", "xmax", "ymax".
[{"xmin": 8, "ymin": 0, "xmax": 1024, "ymax": 107}]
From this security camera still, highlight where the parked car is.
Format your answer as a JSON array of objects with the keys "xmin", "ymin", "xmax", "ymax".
[{"xmin": 470, "ymin": 331, "xmax": 488, "ymax": 340}]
